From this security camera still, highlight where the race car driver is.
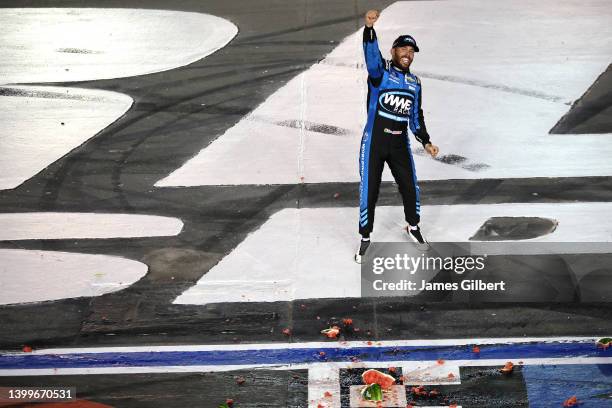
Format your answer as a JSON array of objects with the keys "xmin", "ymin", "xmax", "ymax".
[{"xmin": 356, "ymin": 9, "xmax": 440, "ymax": 262}]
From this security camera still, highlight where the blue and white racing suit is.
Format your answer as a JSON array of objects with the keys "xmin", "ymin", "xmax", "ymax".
[{"xmin": 359, "ymin": 26, "xmax": 432, "ymax": 237}]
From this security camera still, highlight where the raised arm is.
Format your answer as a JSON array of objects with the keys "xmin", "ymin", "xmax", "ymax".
[{"xmin": 363, "ymin": 10, "xmax": 384, "ymax": 80}]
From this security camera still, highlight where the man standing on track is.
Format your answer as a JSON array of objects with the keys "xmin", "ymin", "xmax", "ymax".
[{"xmin": 356, "ymin": 9, "xmax": 440, "ymax": 263}]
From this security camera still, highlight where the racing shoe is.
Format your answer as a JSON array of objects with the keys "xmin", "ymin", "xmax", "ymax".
[
  {"xmin": 354, "ymin": 238, "xmax": 371, "ymax": 264},
  {"xmin": 407, "ymin": 225, "xmax": 431, "ymax": 250}
]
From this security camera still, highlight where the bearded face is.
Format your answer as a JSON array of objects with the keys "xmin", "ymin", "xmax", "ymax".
[{"xmin": 391, "ymin": 45, "xmax": 415, "ymax": 70}]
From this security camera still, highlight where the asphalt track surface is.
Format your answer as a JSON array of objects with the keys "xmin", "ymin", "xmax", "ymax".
[{"xmin": 0, "ymin": 0, "xmax": 612, "ymax": 406}]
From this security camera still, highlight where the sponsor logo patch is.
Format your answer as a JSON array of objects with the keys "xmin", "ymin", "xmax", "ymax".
[
  {"xmin": 384, "ymin": 128, "xmax": 403, "ymax": 135},
  {"xmin": 378, "ymin": 91, "xmax": 413, "ymax": 116}
]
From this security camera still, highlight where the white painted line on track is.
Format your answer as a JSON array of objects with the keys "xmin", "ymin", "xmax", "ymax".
[
  {"xmin": 0, "ymin": 213, "xmax": 183, "ymax": 241},
  {"xmin": 308, "ymin": 365, "xmax": 341, "ymax": 408},
  {"xmin": 0, "ymin": 8, "xmax": 238, "ymax": 84},
  {"xmin": 400, "ymin": 363, "xmax": 462, "ymax": 386},
  {"xmin": 2, "ymin": 336, "xmax": 603, "ymax": 355},
  {"xmin": 175, "ymin": 203, "xmax": 612, "ymax": 305},
  {"xmin": 0, "ymin": 85, "xmax": 132, "ymax": 190},
  {"xmin": 157, "ymin": 0, "xmax": 612, "ymax": 186},
  {"xmin": 0, "ymin": 249, "xmax": 147, "ymax": 305}
]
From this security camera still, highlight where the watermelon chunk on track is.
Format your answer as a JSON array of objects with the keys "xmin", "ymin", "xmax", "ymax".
[{"xmin": 361, "ymin": 369, "xmax": 396, "ymax": 389}]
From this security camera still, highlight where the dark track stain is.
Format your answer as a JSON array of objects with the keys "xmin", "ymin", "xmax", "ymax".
[
  {"xmin": 275, "ymin": 119, "xmax": 352, "ymax": 136},
  {"xmin": 412, "ymin": 147, "xmax": 491, "ymax": 172},
  {"xmin": 56, "ymin": 47, "xmax": 101, "ymax": 54},
  {"xmin": 0, "ymin": 86, "xmax": 108, "ymax": 101},
  {"xmin": 470, "ymin": 216, "xmax": 558, "ymax": 241}
]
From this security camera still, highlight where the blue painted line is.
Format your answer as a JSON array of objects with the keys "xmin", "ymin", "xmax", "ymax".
[{"xmin": 0, "ymin": 341, "xmax": 608, "ymax": 370}]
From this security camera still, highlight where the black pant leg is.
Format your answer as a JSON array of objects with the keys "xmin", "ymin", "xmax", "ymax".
[
  {"xmin": 387, "ymin": 135, "xmax": 420, "ymax": 226},
  {"xmin": 359, "ymin": 134, "xmax": 386, "ymax": 236}
]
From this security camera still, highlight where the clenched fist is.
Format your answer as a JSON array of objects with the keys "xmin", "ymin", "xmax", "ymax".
[
  {"xmin": 364, "ymin": 9, "xmax": 379, "ymax": 27},
  {"xmin": 425, "ymin": 143, "xmax": 440, "ymax": 158}
]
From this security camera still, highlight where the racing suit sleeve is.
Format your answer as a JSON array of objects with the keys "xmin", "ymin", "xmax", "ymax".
[
  {"xmin": 363, "ymin": 26, "xmax": 384, "ymax": 85},
  {"xmin": 410, "ymin": 82, "xmax": 432, "ymax": 147}
]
